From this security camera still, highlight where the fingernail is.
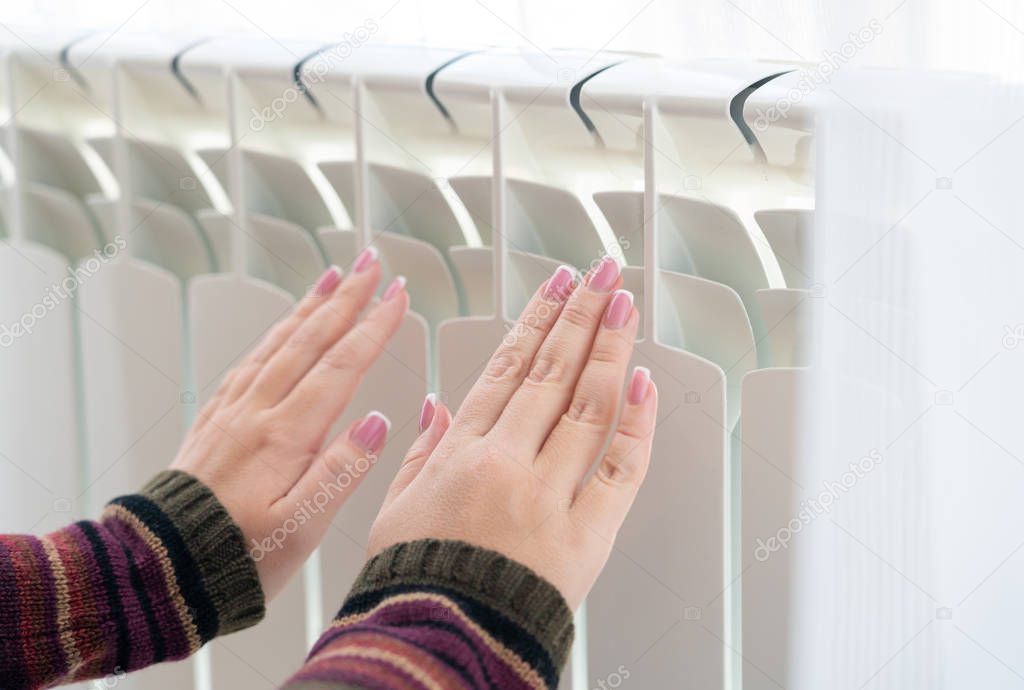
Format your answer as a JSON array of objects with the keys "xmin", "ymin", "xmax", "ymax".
[
  {"xmin": 603, "ymin": 289, "xmax": 634, "ymax": 329},
  {"xmin": 351, "ymin": 411, "xmax": 390, "ymax": 453},
  {"xmin": 587, "ymin": 257, "xmax": 620, "ymax": 293},
  {"xmin": 544, "ymin": 265, "xmax": 576, "ymax": 301},
  {"xmin": 352, "ymin": 246, "xmax": 378, "ymax": 273},
  {"xmin": 628, "ymin": 366, "xmax": 651, "ymax": 404},
  {"xmin": 383, "ymin": 275, "xmax": 406, "ymax": 301},
  {"xmin": 419, "ymin": 393, "xmax": 437, "ymax": 432},
  {"xmin": 313, "ymin": 265, "xmax": 342, "ymax": 295}
]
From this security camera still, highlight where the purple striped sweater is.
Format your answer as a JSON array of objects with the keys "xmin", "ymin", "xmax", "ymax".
[{"xmin": 0, "ymin": 471, "xmax": 574, "ymax": 690}]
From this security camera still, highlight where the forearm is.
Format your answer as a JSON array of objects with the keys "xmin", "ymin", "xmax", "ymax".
[
  {"xmin": 0, "ymin": 471, "xmax": 265, "ymax": 689},
  {"xmin": 285, "ymin": 539, "xmax": 573, "ymax": 690}
]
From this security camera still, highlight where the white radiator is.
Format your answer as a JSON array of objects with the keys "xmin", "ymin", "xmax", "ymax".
[{"xmin": 0, "ymin": 30, "xmax": 815, "ymax": 690}]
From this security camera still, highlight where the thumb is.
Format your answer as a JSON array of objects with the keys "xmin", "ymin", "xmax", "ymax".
[
  {"xmin": 261, "ymin": 411, "xmax": 390, "ymax": 597},
  {"xmin": 382, "ymin": 393, "xmax": 450, "ymax": 510},
  {"xmin": 284, "ymin": 410, "xmax": 390, "ymax": 523}
]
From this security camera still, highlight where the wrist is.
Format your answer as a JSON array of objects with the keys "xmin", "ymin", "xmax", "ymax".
[
  {"xmin": 337, "ymin": 539, "xmax": 574, "ymax": 685},
  {"xmin": 106, "ymin": 470, "xmax": 266, "ymax": 642}
]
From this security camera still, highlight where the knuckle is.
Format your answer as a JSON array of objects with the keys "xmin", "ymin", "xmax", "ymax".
[
  {"xmin": 596, "ymin": 453, "xmax": 644, "ymax": 487},
  {"xmin": 616, "ymin": 416, "xmax": 652, "ymax": 443},
  {"xmin": 472, "ymin": 438, "xmax": 510, "ymax": 466},
  {"xmin": 517, "ymin": 298, "xmax": 559, "ymax": 331},
  {"xmin": 402, "ymin": 446, "xmax": 429, "ymax": 467},
  {"xmin": 195, "ymin": 397, "xmax": 221, "ymax": 422},
  {"xmin": 246, "ymin": 342, "xmax": 275, "ymax": 367},
  {"xmin": 450, "ymin": 404, "xmax": 487, "ymax": 431},
  {"xmin": 214, "ymin": 369, "xmax": 236, "ymax": 394},
  {"xmin": 565, "ymin": 391, "xmax": 613, "ymax": 426},
  {"xmin": 483, "ymin": 350, "xmax": 528, "ymax": 384},
  {"xmin": 318, "ymin": 342, "xmax": 358, "ymax": 372},
  {"xmin": 321, "ymin": 446, "xmax": 353, "ymax": 475},
  {"xmin": 284, "ymin": 327, "xmax": 317, "ymax": 351},
  {"xmin": 222, "ymin": 411, "xmax": 263, "ymax": 444},
  {"xmin": 587, "ymin": 339, "xmax": 624, "ymax": 366},
  {"xmin": 258, "ymin": 320, "xmax": 290, "ymax": 350},
  {"xmin": 558, "ymin": 299, "xmax": 597, "ymax": 330},
  {"xmin": 297, "ymin": 294, "xmax": 322, "ymax": 314},
  {"xmin": 260, "ymin": 415, "xmax": 294, "ymax": 444},
  {"xmin": 525, "ymin": 352, "xmax": 568, "ymax": 386},
  {"xmin": 233, "ymin": 361, "xmax": 261, "ymax": 385},
  {"xmin": 330, "ymin": 291, "xmax": 361, "ymax": 321}
]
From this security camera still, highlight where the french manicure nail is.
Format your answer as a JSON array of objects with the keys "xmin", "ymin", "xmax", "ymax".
[
  {"xmin": 351, "ymin": 411, "xmax": 390, "ymax": 453},
  {"xmin": 588, "ymin": 257, "xmax": 621, "ymax": 292},
  {"xmin": 352, "ymin": 246, "xmax": 378, "ymax": 273},
  {"xmin": 628, "ymin": 366, "xmax": 651, "ymax": 405},
  {"xmin": 603, "ymin": 289, "xmax": 634, "ymax": 329},
  {"xmin": 544, "ymin": 265, "xmax": 576, "ymax": 301},
  {"xmin": 419, "ymin": 393, "xmax": 437, "ymax": 432},
  {"xmin": 383, "ymin": 275, "xmax": 406, "ymax": 301},
  {"xmin": 313, "ymin": 265, "xmax": 342, "ymax": 295}
]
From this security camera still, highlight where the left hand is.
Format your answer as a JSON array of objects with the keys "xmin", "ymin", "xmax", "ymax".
[{"xmin": 172, "ymin": 253, "xmax": 408, "ymax": 598}]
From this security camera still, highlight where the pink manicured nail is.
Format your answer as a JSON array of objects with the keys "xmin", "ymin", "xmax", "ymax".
[
  {"xmin": 603, "ymin": 289, "xmax": 634, "ymax": 329},
  {"xmin": 351, "ymin": 411, "xmax": 390, "ymax": 453},
  {"xmin": 544, "ymin": 264, "xmax": 576, "ymax": 302},
  {"xmin": 313, "ymin": 265, "xmax": 342, "ymax": 295},
  {"xmin": 352, "ymin": 246, "xmax": 378, "ymax": 273},
  {"xmin": 383, "ymin": 275, "xmax": 406, "ymax": 301},
  {"xmin": 419, "ymin": 393, "xmax": 437, "ymax": 432},
  {"xmin": 627, "ymin": 366, "xmax": 651, "ymax": 404},
  {"xmin": 587, "ymin": 257, "xmax": 621, "ymax": 292}
]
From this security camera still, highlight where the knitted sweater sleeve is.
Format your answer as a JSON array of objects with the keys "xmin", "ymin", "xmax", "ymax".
[
  {"xmin": 0, "ymin": 470, "xmax": 265, "ymax": 689},
  {"xmin": 283, "ymin": 539, "xmax": 575, "ymax": 690}
]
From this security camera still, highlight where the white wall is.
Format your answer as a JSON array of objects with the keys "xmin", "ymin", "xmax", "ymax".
[{"xmin": 1, "ymin": 0, "xmax": 1021, "ymax": 81}]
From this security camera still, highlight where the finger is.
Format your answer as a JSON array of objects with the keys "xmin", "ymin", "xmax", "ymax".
[
  {"xmin": 381, "ymin": 394, "xmax": 452, "ymax": 511},
  {"xmin": 571, "ymin": 367, "xmax": 657, "ymax": 540},
  {"xmin": 536, "ymin": 289, "xmax": 638, "ymax": 490},
  {"xmin": 281, "ymin": 410, "xmax": 391, "ymax": 529},
  {"xmin": 246, "ymin": 247, "xmax": 382, "ymax": 405},
  {"xmin": 488, "ymin": 257, "xmax": 622, "ymax": 457},
  {"xmin": 187, "ymin": 381, "xmax": 230, "ymax": 437},
  {"xmin": 223, "ymin": 265, "xmax": 344, "ymax": 403},
  {"xmin": 275, "ymin": 279, "xmax": 409, "ymax": 439},
  {"xmin": 452, "ymin": 264, "xmax": 577, "ymax": 437}
]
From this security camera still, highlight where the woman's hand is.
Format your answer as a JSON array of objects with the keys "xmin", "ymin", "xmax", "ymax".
[
  {"xmin": 172, "ymin": 248, "xmax": 408, "ymax": 599},
  {"xmin": 367, "ymin": 258, "xmax": 657, "ymax": 609}
]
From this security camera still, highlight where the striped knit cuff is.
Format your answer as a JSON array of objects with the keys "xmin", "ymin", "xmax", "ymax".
[
  {"xmin": 108, "ymin": 470, "xmax": 266, "ymax": 641},
  {"xmin": 342, "ymin": 539, "xmax": 574, "ymax": 677}
]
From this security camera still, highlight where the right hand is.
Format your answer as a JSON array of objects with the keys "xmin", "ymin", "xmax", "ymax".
[{"xmin": 367, "ymin": 258, "xmax": 658, "ymax": 609}]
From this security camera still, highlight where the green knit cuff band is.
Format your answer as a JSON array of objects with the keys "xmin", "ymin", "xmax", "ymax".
[
  {"xmin": 349, "ymin": 539, "xmax": 575, "ymax": 669},
  {"xmin": 138, "ymin": 470, "xmax": 266, "ymax": 636}
]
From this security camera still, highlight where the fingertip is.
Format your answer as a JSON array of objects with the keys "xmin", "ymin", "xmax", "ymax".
[
  {"xmin": 380, "ymin": 276, "xmax": 410, "ymax": 314},
  {"xmin": 645, "ymin": 381, "xmax": 659, "ymax": 422},
  {"xmin": 340, "ymin": 248, "xmax": 383, "ymax": 292},
  {"xmin": 603, "ymin": 289, "xmax": 635, "ymax": 330},
  {"xmin": 419, "ymin": 393, "xmax": 452, "ymax": 434},
  {"xmin": 628, "ymin": 369, "xmax": 658, "ymax": 425},
  {"xmin": 543, "ymin": 264, "xmax": 579, "ymax": 303},
  {"xmin": 434, "ymin": 401, "xmax": 453, "ymax": 430},
  {"xmin": 313, "ymin": 265, "xmax": 343, "ymax": 296},
  {"xmin": 419, "ymin": 392, "xmax": 437, "ymax": 433},
  {"xmin": 383, "ymin": 275, "xmax": 407, "ymax": 301},
  {"xmin": 395, "ymin": 285, "xmax": 411, "ymax": 313},
  {"xmin": 352, "ymin": 246, "xmax": 380, "ymax": 274},
  {"xmin": 351, "ymin": 410, "xmax": 390, "ymax": 454},
  {"xmin": 626, "ymin": 366, "xmax": 651, "ymax": 405}
]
